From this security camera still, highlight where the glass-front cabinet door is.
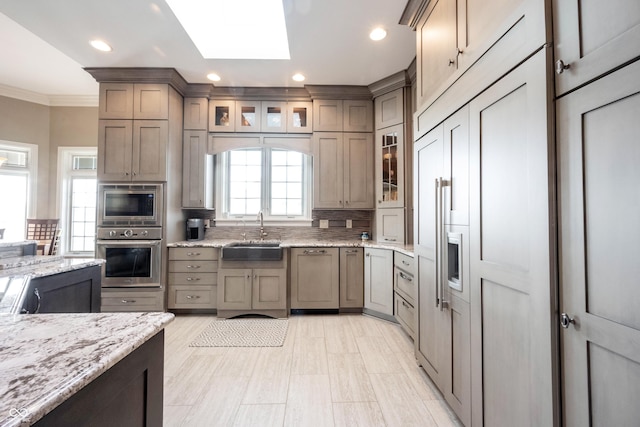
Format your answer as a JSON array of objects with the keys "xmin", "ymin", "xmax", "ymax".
[
  {"xmin": 209, "ymin": 100, "xmax": 236, "ymax": 132},
  {"xmin": 236, "ymin": 101, "xmax": 262, "ymax": 132},
  {"xmin": 261, "ymin": 101, "xmax": 287, "ymax": 133},
  {"xmin": 287, "ymin": 101, "xmax": 313, "ymax": 133},
  {"xmin": 376, "ymin": 123, "xmax": 404, "ymax": 208}
]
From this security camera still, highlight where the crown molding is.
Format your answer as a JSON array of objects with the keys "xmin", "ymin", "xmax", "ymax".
[
  {"xmin": 84, "ymin": 67, "xmax": 190, "ymax": 95},
  {"xmin": 0, "ymin": 84, "xmax": 98, "ymax": 107},
  {"xmin": 304, "ymin": 85, "xmax": 372, "ymax": 100}
]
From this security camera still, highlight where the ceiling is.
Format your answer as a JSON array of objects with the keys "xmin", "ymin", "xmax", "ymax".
[{"xmin": 0, "ymin": 0, "xmax": 416, "ymax": 106}]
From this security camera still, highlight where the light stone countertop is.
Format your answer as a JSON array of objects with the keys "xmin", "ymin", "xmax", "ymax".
[
  {"xmin": 0, "ymin": 312, "xmax": 174, "ymax": 427},
  {"xmin": 168, "ymin": 239, "xmax": 414, "ymax": 257},
  {"xmin": 0, "ymin": 240, "xmax": 37, "ymax": 249},
  {"xmin": 0, "ymin": 257, "xmax": 105, "ymax": 277}
]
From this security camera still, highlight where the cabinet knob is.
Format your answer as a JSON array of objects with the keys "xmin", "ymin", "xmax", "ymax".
[
  {"xmin": 555, "ymin": 59, "xmax": 571, "ymax": 75},
  {"xmin": 448, "ymin": 58, "xmax": 455, "ymax": 66}
]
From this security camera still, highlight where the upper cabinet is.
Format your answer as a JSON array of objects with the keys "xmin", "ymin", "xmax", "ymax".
[
  {"xmin": 183, "ymin": 97, "xmax": 208, "ymax": 131},
  {"xmin": 313, "ymin": 132, "xmax": 374, "ymax": 209},
  {"xmin": 552, "ymin": 0, "xmax": 640, "ymax": 96},
  {"xmin": 313, "ymin": 99, "xmax": 373, "ymax": 132},
  {"xmin": 99, "ymin": 83, "xmax": 169, "ymax": 120},
  {"xmin": 208, "ymin": 100, "xmax": 313, "ymax": 133},
  {"xmin": 375, "ymin": 89, "xmax": 404, "ymax": 129},
  {"xmin": 97, "ymin": 82, "xmax": 179, "ymax": 182},
  {"xmin": 375, "ymin": 124, "xmax": 404, "ymax": 209}
]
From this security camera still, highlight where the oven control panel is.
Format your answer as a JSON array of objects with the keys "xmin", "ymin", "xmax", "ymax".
[{"xmin": 97, "ymin": 227, "xmax": 162, "ymax": 240}]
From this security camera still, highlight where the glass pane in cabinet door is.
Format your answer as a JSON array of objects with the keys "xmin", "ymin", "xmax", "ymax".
[
  {"xmin": 292, "ymin": 107, "xmax": 307, "ymax": 128},
  {"xmin": 266, "ymin": 107, "xmax": 282, "ymax": 129},
  {"xmin": 240, "ymin": 106, "xmax": 256, "ymax": 127},
  {"xmin": 216, "ymin": 106, "xmax": 231, "ymax": 126}
]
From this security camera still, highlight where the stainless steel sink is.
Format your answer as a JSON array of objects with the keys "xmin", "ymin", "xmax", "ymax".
[{"xmin": 221, "ymin": 242, "xmax": 283, "ymax": 261}]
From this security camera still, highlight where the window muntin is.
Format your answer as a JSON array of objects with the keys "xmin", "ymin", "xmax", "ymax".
[{"xmin": 220, "ymin": 147, "xmax": 310, "ymax": 220}]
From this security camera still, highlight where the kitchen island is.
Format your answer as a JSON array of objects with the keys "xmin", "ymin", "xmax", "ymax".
[{"xmin": 0, "ymin": 312, "xmax": 174, "ymax": 426}]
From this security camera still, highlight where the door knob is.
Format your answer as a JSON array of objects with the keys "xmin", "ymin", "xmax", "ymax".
[{"xmin": 560, "ymin": 313, "xmax": 575, "ymax": 329}]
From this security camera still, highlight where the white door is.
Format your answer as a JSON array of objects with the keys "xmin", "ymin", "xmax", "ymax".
[{"xmin": 557, "ymin": 59, "xmax": 640, "ymax": 426}]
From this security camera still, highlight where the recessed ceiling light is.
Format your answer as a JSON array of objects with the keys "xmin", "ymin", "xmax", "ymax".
[
  {"xmin": 369, "ymin": 27, "xmax": 387, "ymax": 41},
  {"xmin": 207, "ymin": 73, "xmax": 221, "ymax": 82},
  {"xmin": 166, "ymin": 0, "xmax": 290, "ymax": 60},
  {"xmin": 90, "ymin": 40, "xmax": 112, "ymax": 52},
  {"xmin": 292, "ymin": 73, "xmax": 305, "ymax": 82}
]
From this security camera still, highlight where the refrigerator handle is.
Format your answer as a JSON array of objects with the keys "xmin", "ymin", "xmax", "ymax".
[{"xmin": 434, "ymin": 178, "xmax": 441, "ymax": 308}]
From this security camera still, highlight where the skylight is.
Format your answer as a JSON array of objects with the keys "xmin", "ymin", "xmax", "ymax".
[{"xmin": 165, "ymin": 0, "xmax": 290, "ymax": 60}]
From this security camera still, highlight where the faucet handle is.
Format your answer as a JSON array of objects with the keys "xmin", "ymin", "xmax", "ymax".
[{"xmin": 240, "ymin": 232, "xmax": 246, "ymax": 241}]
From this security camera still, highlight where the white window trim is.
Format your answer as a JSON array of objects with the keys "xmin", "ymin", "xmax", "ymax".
[
  {"xmin": 56, "ymin": 147, "xmax": 97, "ymax": 257},
  {"xmin": 0, "ymin": 140, "xmax": 38, "ymax": 219},
  {"xmin": 214, "ymin": 146, "xmax": 313, "ymax": 226}
]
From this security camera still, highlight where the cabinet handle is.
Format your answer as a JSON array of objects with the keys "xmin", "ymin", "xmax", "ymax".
[
  {"xmin": 186, "ymin": 277, "xmax": 200, "ymax": 281},
  {"xmin": 448, "ymin": 58, "xmax": 455, "ymax": 66},
  {"xmin": 555, "ymin": 59, "xmax": 571, "ymax": 75},
  {"xmin": 402, "ymin": 260, "xmax": 410, "ymax": 266},
  {"xmin": 254, "ymin": 275, "xmax": 257, "ymax": 280},
  {"xmin": 345, "ymin": 249, "xmax": 359, "ymax": 254},
  {"xmin": 33, "ymin": 288, "xmax": 41, "ymax": 314},
  {"xmin": 303, "ymin": 249, "xmax": 327, "ymax": 255},
  {"xmin": 366, "ymin": 252, "xmax": 370, "ymax": 257},
  {"xmin": 187, "ymin": 252, "xmax": 201, "ymax": 256},
  {"xmin": 186, "ymin": 295, "xmax": 201, "ymax": 300},
  {"xmin": 187, "ymin": 265, "xmax": 201, "ymax": 269},
  {"xmin": 384, "ymin": 238, "xmax": 397, "ymax": 242},
  {"xmin": 401, "ymin": 300, "xmax": 409, "ymax": 308},
  {"xmin": 121, "ymin": 299, "xmax": 137, "ymax": 304},
  {"xmin": 399, "ymin": 272, "xmax": 413, "ymax": 282}
]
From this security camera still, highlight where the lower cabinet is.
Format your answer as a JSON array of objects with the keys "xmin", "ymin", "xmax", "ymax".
[
  {"xmin": 167, "ymin": 247, "xmax": 218, "ymax": 310},
  {"xmin": 375, "ymin": 208, "xmax": 406, "ymax": 244},
  {"xmin": 290, "ymin": 248, "xmax": 340, "ymax": 309},
  {"xmin": 339, "ymin": 247, "xmax": 364, "ymax": 308},
  {"xmin": 393, "ymin": 252, "xmax": 415, "ymax": 338},
  {"xmin": 101, "ymin": 288, "xmax": 165, "ymax": 312},
  {"xmin": 364, "ymin": 247, "xmax": 394, "ymax": 317},
  {"xmin": 217, "ymin": 264, "xmax": 287, "ymax": 318},
  {"xmin": 24, "ymin": 265, "xmax": 101, "ymax": 313}
]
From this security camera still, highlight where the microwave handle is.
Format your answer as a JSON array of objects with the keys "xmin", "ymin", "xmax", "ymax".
[{"xmin": 96, "ymin": 240, "xmax": 161, "ymax": 247}]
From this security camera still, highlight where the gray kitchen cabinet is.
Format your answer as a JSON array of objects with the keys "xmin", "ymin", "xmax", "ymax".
[
  {"xmin": 363, "ymin": 247, "xmax": 394, "ymax": 318},
  {"xmin": 235, "ymin": 100, "xmax": 262, "ymax": 133},
  {"xmin": 101, "ymin": 288, "xmax": 165, "ymax": 312},
  {"xmin": 182, "ymin": 130, "xmax": 214, "ymax": 209},
  {"xmin": 375, "ymin": 207, "xmax": 405, "ymax": 244},
  {"xmin": 339, "ymin": 247, "xmax": 364, "ymax": 308},
  {"xmin": 375, "ymin": 88, "xmax": 404, "ymax": 129},
  {"xmin": 184, "ymin": 97, "xmax": 208, "ymax": 130},
  {"xmin": 313, "ymin": 132, "xmax": 374, "ymax": 209},
  {"xmin": 313, "ymin": 99, "xmax": 373, "ymax": 132},
  {"xmin": 217, "ymin": 261, "xmax": 287, "ymax": 317},
  {"xmin": 394, "ymin": 251, "xmax": 415, "ymax": 338},
  {"xmin": 23, "ymin": 265, "xmax": 101, "ymax": 313},
  {"xmin": 208, "ymin": 99, "xmax": 236, "ymax": 132},
  {"xmin": 286, "ymin": 101, "xmax": 313, "ymax": 133},
  {"xmin": 552, "ymin": 0, "xmax": 640, "ymax": 96},
  {"xmin": 375, "ymin": 123, "xmax": 405, "ymax": 209},
  {"xmin": 261, "ymin": 101, "xmax": 287, "ymax": 133},
  {"xmin": 167, "ymin": 247, "xmax": 218, "ymax": 310},
  {"xmin": 97, "ymin": 83, "xmax": 180, "ymax": 182},
  {"xmin": 290, "ymin": 247, "xmax": 340, "ymax": 309}
]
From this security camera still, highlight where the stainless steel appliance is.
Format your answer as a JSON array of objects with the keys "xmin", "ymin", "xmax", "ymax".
[
  {"xmin": 96, "ymin": 227, "xmax": 162, "ymax": 288},
  {"xmin": 186, "ymin": 218, "xmax": 205, "ymax": 241},
  {"xmin": 97, "ymin": 183, "xmax": 163, "ymax": 226}
]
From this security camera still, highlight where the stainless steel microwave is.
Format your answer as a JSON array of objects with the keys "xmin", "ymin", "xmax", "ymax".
[{"xmin": 97, "ymin": 183, "xmax": 163, "ymax": 226}]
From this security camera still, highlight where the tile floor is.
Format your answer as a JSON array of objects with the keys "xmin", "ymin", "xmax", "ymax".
[{"xmin": 163, "ymin": 314, "xmax": 462, "ymax": 427}]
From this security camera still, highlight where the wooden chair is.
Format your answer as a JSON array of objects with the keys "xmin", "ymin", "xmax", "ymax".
[{"xmin": 25, "ymin": 219, "xmax": 59, "ymax": 255}]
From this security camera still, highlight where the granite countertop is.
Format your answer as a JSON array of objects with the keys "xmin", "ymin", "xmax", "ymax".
[
  {"xmin": 0, "ymin": 312, "xmax": 174, "ymax": 427},
  {"xmin": 0, "ymin": 256, "xmax": 105, "ymax": 277},
  {"xmin": 168, "ymin": 239, "xmax": 414, "ymax": 257},
  {"xmin": 0, "ymin": 240, "xmax": 37, "ymax": 249}
]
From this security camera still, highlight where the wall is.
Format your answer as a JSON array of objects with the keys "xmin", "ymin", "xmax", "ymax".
[{"xmin": 0, "ymin": 95, "xmax": 98, "ymax": 218}]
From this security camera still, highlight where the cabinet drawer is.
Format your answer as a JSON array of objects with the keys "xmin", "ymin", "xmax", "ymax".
[
  {"xmin": 169, "ymin": 247, "xmax": 218, "ymax": 261},
  {"xmin": 394, "ymin": 293, "xmax": 415, "ymax": 339},
  {"xmin": 168, "ymin": 272, "xmax": 217, "ymax": 286},
  {"xmin": 168, "ymin": 286, "xmax": 216, "ymax": 309},
  {"xmin": 101, "ymin": 293, "xmax": 164, "ymax": 312},
  {"xmin": 394, "ymin": 266, "xmax": 415, "ymax": 304},
  {"xmin": 169, "ymin": 260, "xmax": 218, "ymax": 273},
  {"xmin": 394, "ymin": 252, "xmax": 414, "ymax": 271}
]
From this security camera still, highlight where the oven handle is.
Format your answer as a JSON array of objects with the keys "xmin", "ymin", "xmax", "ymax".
[{"xmin": 96, "ymin": 240, "xmax": 162, "ymax": 247}]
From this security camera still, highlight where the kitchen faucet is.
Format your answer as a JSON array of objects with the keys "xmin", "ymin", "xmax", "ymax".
[{"xmin": 257, "ymin": 211, "xmax": 267, "ymax": 240}]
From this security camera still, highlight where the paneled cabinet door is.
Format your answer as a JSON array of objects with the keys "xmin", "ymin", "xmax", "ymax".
[
  {"xmin": 209, "ymin": 100, "xmax": 236, "ymax": 132},
  {"xmin": 343, "ymin": 132, "xmax": 374, "ymax": 209},
  {"xmin": 364, "ymin": 248, "xmax": 394, "ymax": 316},
  {"xmin": 132, "ymin": 120, "xmax": 168, "ymax": 181},
  {"xmin": 217, "ymin": 269, "xmax": 252, "ymax": 310},
  {"xmin": 98, "ymin": 119, "xmax": 133, "ymax": 180},
  {"xmin": 290, "ymin": 248, "xmax": 340, "ymax": 309},
  {"xmin": 343, "ymin": 100, "xmax": 373, "ymax": 132},
  {"xmin": 443, "ymin": 105, "xmax": 469, "ymax": 225},
  {"xmin": 468, "ymin": 49, "xmax": 553, "ymax": 427},
  {"xmin": 416, "ymin": 0, "xmax": 458, "ymax": 109},
  {"xmin": 133, "ymin": 84, "xmax": 169, "ymax": 120},
  {"xmin": 182, "ymin": 130, "xmax": 214, "ymax": 209},
  {"xmin": 313, "ymin": 100, "xmax": 343, "ymax": 131},
  {"xmin": 184, "ymin": 97, "xmax": 208, "ymax": 130},
  {"xmin": 236, "ymin": 101, "xmax": 261, "ymax": 132},
  {"xmin": 252, "ymin": 269, "xmax": 287, "ymax": 310},
  {"xmin": 313, "ymin": 133, "xmax": 344, "ymax": 208},
  {"xmin": 261, "ymin": 101, "xmax": 287, "ymax": 133},
  {"xmin": 553, "ymin": 0, "xmax": 640, "ymax": 95},
  {"xmin": 376, "ymin": 208, "xmax": 405, "ymax": 244},
  {"xmin": 375, "ymin": 88, "xmax": 404, "ymax": 129},
  {"xmin": 99, "ymin": 83, "xmax": 133, "ymax": 119},
  {"xmin": 557, "ymin": 60, "xmax": 640, "ymax": 427},
  {"xmin": 339, "ymin": 248, "xmax": 364, "ymax": 308}
]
